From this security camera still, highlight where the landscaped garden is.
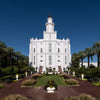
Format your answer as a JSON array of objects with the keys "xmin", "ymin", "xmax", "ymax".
[
  {"xmin": 21, "ymin": 73, "xmax": 79, "ymax": 88},
  {"xmin": 0, "ymin": 40, "xmax": 100, "ymax": 100},
  {"xmin": 34, "ymin": 74, "xmax": 67, "ymax": 86}
]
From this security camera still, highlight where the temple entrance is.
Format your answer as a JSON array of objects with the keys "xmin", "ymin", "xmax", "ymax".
[
  {"xmin": 48, "ymin": 67, "xmax": 52, "ymax": 72},
  {"xmin": 58, "ymin": 66, "xmax": 62, "ymax": 73},
  {"xmin": 39, "ymin": 66, "xmax": 43, "ymax": 73}
]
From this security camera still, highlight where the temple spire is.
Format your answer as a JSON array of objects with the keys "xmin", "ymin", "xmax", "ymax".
[
  {"xmin": 48, "ymin": 13, "xmax": 52, "ymax": 18},
  {"xmin": 46, "ymin": 15, "xmax": 55, "ymax": 32}
]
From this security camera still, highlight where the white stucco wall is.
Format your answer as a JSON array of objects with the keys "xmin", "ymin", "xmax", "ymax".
[{"xmin": 80, "ymin": 62, "xmax": 97, "ymax": 68}]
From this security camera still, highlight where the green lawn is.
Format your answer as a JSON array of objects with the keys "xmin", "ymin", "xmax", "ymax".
[{"xmin": 34, "ymin": 74, "xmax": 67, "ymax": 87}]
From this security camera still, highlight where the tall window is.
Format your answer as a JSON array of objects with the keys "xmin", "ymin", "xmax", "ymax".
[
  {"xmin": 34, "ymin": 48, "xmax": 35, "ymax": 53},
  {"xmin": 49, "ymin": 55, "xmax": 52, "ymax": 65},
  {"xmin": 58, "ymin": 48, "xmax": 60, "ymax": 53},
  {"xmin": 49, "ymin": 43, "xmax": 52, "ymax": 52},
  {"xmin": 49, "ymin": 34, "xmax": 51, "ymax": 39},
  {"xmin": 65, "ymin": 48, "xmax": 66, "ymax": 53},
  {"xmin": 40, "ymin": 48, "xmax": 43, "ymax": 53},
  {"xmin": 34, "ymin": 56, "xmax": 35, "ymax": 65},
  {"xmin": 65, "ymin": 56, "xmax": 67, "ymax": 64}
]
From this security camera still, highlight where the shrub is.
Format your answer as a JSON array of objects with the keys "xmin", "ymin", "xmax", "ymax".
[
  {"xmin": 31, "ymin": 74, "xmax": 42, "ymax": 79},
  {"xmin": 60, "ymin": 74, "xmax": 69, "ymax": 79},
  {"xmin": 2, "ymin": 94, "xmax": 31, "ymax": 100},
  {"xmin": 63, "ymin": 94, "xmax": 96, "ymax": 100},
  {"xmin": 22, "ymin": 79, "xmax": 36, "ymax": 86},
  {"xmin": 85, "ymin": 67, "xmax": 100, "ymax": 82},
  {"xmin": 0, "ymin": 75, "xmax": 15, "ymax": 83},
  {"xmin": 65, "ymin": 79, "xmax": 78, "ymax": 85},
  {"xmin": 79, "ymin": 94, "xmax": 96, "ymax": 100},
  {"xmin": 0, "ymin": 84, "xmax": 5, "ymax": 88}
]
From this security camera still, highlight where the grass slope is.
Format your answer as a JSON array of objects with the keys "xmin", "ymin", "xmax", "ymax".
[{"xmin": 34, "ymin": 74, "xmax": 67, "ymax": 87}]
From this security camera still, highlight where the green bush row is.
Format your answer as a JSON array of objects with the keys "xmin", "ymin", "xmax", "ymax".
[{"xmin": 69, "ymin": 67, "xmax": 100, "ymax": 82}]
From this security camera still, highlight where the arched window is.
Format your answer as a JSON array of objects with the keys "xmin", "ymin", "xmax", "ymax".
[
  {"xmin": 34, "ymin": 48, "xmax": 35, "ymax": 53},
  {"xmin": 49, "ymin": 55, "xmax": 52, "ymax": 65},
  {"xmin": 65, "ymin": 48, "xmax": 66, "ymax": 53},
  {"xmin": 65, "ymin": 56, "xmax": 67, "ymax": 64},
  {"xmin": 49, "ymin": 43, "xmax": 52, "ymax": 52},
  {"xmin": 58, "ymin": 48, "xmax": 60, "ymax": 53},
  {"xmin": 40, "ymin": 48, "xmax": 43, "ymax": 53},
  {"xmin": 34, "ymin": 56, "xmax": 35, "ymax": 65}
]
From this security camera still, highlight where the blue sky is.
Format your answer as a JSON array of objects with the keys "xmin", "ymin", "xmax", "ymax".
[{"xmin": 0, "ymin": 0, "xmax": 100, "ymax": 61}]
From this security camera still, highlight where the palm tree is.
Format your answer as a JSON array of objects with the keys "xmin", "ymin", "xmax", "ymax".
[
  {"xmin": 15, "ymin": 51, "xmax": 21, "ymax": 73},
  {"xmin": 6, "ymin": 47, "xmax": 14, "ymax": 66},
  {"xmin": 21, "ymin": 55, "xmax": 26, "ymax": 67},
  {"xmin": 78, "ymin": 50, "xmax": 86, "ymax": 67},
  {"xmin": 72, "ymin": 53, "xmax": 80, "ymax": 67},
  {"xmin": 84, "ymin": 47, "xmax": 94, "ymax": 67},
  {"xmin": 0, "ymin": 41, "xmax": 7, "ymax": 68},
  {"xmin": 93, "ymin": 42, "xmax": 100, "ymax": 67}
]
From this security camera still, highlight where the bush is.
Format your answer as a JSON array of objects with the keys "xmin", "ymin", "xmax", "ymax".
[
  {"xmin": 60, "ymin": 74, "xmax": 69, "ymax": 79},
  {"xmin": 65, "ymin": 79, "xmax": 78, "ymax": 85},
  {"xmin": 85, "ymin": 67, "xmax": 100, "ymax": 82},
  {"xmin": 2, "ymin": 94, "xmax": 31, "ymax": 100},
  {"xmin": 63, "ymin": 94, "xmax": 96, "ymax": 100},
  {"xmin": 31, "ymin": 74, "xmax": 42, "ymax": 79},
  {"xmin": 0, "ymin": 84, "xmax": 5, "ymax": 88},
  {"xmin": 20, "ymin": 67, "xmax": 28, "ymax": 74},
  {"xmin": 79, "ymin": 94, "xmax": 96, "ymax": 100},
  {"xmin": 0, "ymin": 75, "xmax": 15, "ymax": 83},
  {"xmin": 22, "ymin": 79, "xmax": 36, "ymax": 86}
]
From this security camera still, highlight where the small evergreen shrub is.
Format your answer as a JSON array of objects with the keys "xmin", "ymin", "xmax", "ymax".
[
  {"xmin": 0, "ymin": 84, "xmax": 5, "ymax": 88},
  {"xmin": 60, "ymin": 74, "xmax": 69, "ymax": 79},
  {"xmin": 0, "ymin": 75, "xmax": 15, "ymax": 83},
  {"xmin": 22, "ymin": 79, "xmax": 36, "ymax": 86},
  {"xmin": 31, "ymin": 74, "xmax": 42, "ymax": 79},
  {"xmin": 65, "ymin": 79, "xmax": 78, "ymax": 85},
  {"xmin": 2, "ymin": 94, "xmax": 31, "ymax": 100}
]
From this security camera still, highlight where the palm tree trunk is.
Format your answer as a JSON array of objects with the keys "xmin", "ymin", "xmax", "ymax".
[
  {"xmin": 0, "ymin": 56, "xmax": 1, "ymax": 68},
  {"xmin": 88, "ymin": 56, "xmax": 90, "ymax": 67},
  {"xmin": 98, "ymin": 56, "xmax": 100, "ymax": 67},
  {"xmin": 82, "ymin": 58, "xmax": 83, "ymax": 66},
  {"xmin": 99, "ymin": 56, "xmax": 100, "ymax": 67},
  {"xmin": 97, "ymin": 55, "xmax": 99, "ymax": 67}
]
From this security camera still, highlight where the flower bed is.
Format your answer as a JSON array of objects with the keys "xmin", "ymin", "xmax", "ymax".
[{"xmin": 44, "ymin": 80, "xmax": 57, "ymax": 92}]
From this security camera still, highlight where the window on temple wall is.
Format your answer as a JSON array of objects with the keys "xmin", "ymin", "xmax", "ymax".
[
  {"xmin": 65, "ymin": 56, "xmax": 67, "ymax": 64},
  {"xmin": 40, "ymin": 48, "xmax": 43, "ymax": 53},
  {"xmin": 34, "ymin": 48, "xmax": 35, "ymax": 53},
  {"xmin": 34, "ymin": 56, "xmax": 35, "ymax": 65},
  {"xmin": 49, "ymin": 43, "xmax": 52, "ymax": 52},
  {"xmin": 49, "ymin": 55, "xmax": 52, "ymax": 65},
  {"xmin": 58, "ymin": 48, "xmax": 60, "ymax": 53},
  {"xmin": 49, "ymin": 34, "xmax": 51, "ymax": 39},
  {"xmin": 65, "ymin": 48, "xmax": 66, "ymax": 53}
]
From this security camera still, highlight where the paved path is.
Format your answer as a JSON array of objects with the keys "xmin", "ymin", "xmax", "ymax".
[
  {"xmin": 0, "ymin": 74, "xmax": 100, "ymax": 100},
  {"xmin": 68, "ymin": 75, "xmax": 100, "ymax": 97}
]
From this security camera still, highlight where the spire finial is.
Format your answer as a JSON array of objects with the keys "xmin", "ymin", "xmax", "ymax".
[{"xmin": 48, "ymin": 12, "xmax": 52, "ymax": 18}]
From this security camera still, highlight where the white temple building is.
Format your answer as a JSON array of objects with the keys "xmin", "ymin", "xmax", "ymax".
[{"xmin": 29, "ymin": 15, "xmax": 71, "ymax": 72}]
